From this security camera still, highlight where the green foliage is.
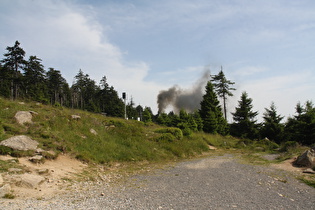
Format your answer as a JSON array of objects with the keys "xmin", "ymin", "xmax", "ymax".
[
  {"xmin": 231, "ymin": 92, "xmax": 259, "ymax": 139},
  {"xmin": 254, "ymin": 138, "xmax": 279, "ymax": 151},
  {"xmin": 199, "ymin": 81, "xmax": 228, "ymax": 135},
  {"xmin": 0, "ymin": 145, "xmax": 13, "ymax": 155},
  {"xmin": 155, "ymin": 133, "xmax": 176, "ymax": 142},
  {"xmin": 211, "ymin": 68, "xmax": 236, "ymax": 120},
  {"xmin": 279, "ymin": 141, "xmax": 299, "ymax": 152},
  {"xmin": 261, "ymin": 102, "xmax": 284, "ymax": 143},
  {"xmin": 155, "ymin": 127, "xmax": 183, "ymax": 140},
  {"xmin": 284, "ymin": 101, "xmax": 315, "ymax": 145}
]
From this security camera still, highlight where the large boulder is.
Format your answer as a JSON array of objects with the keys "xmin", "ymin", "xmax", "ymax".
[
  {"xmin": 294, "ymin": 147, "xmax": 315, "ymax": 168},
  {"xmin": 0, "ymin": 135, "xmax": 39, "ymax": 151},
  {"xmin": 14, "ymin": 111, "xmax": 33, "ymax": 125}
]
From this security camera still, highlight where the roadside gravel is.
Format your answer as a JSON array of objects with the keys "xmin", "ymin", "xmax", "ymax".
[{"xmin": 1, "ymin": 154, "xmax": 315, "ymax": 209}]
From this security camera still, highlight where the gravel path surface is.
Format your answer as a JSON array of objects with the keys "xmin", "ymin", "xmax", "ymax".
[{"xmin": 1, "ymin": 154, "xmax": 315, "ymax": 209}]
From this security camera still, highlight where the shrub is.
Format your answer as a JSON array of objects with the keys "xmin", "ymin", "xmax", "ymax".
[
  {"xmin": 155, "ymin": 133, "xmax": 176, "ymax": 142},
  {"xmin": 279, "ymin": 141, "xmax": 299, "ymax": 152},
  {"xmin": 253, "ymin": 138, "xmax": 279, "ymax": 151},
  {"xmin": 155, "ymin": 128, "xmax": 183, "ymax": 140}
]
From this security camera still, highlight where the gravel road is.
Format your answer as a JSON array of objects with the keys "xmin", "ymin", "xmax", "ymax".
[{"xmin": 1, "ymin": 154, "xmax": 315, "ymax": 209}]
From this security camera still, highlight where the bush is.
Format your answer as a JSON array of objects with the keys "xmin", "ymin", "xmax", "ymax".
[
  {"xmin": 155, "ymin": 128, "xmax": 183, "ymax": 140},
  {"xmin": 279, "ymin": 141, "xmax": 299, "ymax": 152}
]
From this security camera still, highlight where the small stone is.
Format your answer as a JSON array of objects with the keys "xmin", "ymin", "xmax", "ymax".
[
  {"xmin": 100, "ymin": 193, "xmax": 105, "ymax": 196},
  {"xmin": 303, "ymin": 168, "xmax": 315, "ymax": 174},
  {"xmin": 71, "ymin": 115, "xmax": 81, "ymax": 120},
  {"xmin": 29, "ymin": 155, "xmax": 44, "ymax": 163},
  {"xmin": 90, "ymin": 128, "xmax": 98, "ymax": 135}
]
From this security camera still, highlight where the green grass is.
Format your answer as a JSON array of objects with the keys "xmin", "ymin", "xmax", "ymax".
[
  {"xmin": 0, "ymin": 97, "xmax": 231, "ymax": 164},
  {"xmin": 298, "ymin": 176, "xmax": 315, "ymax": 188}
]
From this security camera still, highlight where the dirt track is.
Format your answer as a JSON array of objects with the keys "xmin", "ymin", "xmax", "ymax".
[{"xmin": 1, "ymin": 154, "xmax": 315, "ymax": 209}]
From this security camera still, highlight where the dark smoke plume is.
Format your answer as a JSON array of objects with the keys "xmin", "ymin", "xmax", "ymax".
[{"xmin": 157, "ymin": 70, "xmax": 210, "ymax": 113}]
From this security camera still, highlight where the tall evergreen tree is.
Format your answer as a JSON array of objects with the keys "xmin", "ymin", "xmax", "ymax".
[
  {"xmin": 24, "ymin": 56, "xmax": 47, "ymax": 102},
  {"xmin": 46, "ymin": 68, "xmax": 69, "ymax": 106},
  {"xmin": 284, "ymin": 100, "xmax": 315, "ymax": 145},
  {"xmin": 261, "ymin": 102, "xmax": 284, "ymax": 143},
  {"xmin": 231, "ymin": 92, "xmax": 259, "ymax": 139},
  {"xmin": 211, "ymin": 67, "xmax": 235, "ymax": 121},
  {"xmin": 72, "ymin": 70, "xmax": 99, "ymax": 112},
  {"xmin": 1, "ymin": 41, "xmax": 26, "ymax": 99},
  {"xmin": 0, "ymin": 63, "xmax": 11, "ymax": 98},
  {"xmin": 199, "ymin": 81, "xmax": 228, "ymax": 134},
  {"xmin": 97, "ymin": 76, "xmax": 124, "ymax": 117},
  {"xmin": 142, "ymin": 107, "xmax": 152, "ymax": 123}
]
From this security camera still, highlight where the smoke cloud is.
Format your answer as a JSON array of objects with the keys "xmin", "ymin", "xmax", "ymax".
[{"xmin": 157, "ymin": 70, "xmax": 210, "ymax": 113}]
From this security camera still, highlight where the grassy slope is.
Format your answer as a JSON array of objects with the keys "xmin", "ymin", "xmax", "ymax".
[
  {"xmin": 1, "ymin": 97, "xmax": 314, "ymax": 188},
  {"xmin": 0, "ymin": 97, "xmax": 236, "ymax": 164}
]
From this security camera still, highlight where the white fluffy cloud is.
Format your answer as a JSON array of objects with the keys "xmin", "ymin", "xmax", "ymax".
[{"xmin": 0, "ymin": 0, "xmax": 164, "ymax": 112}]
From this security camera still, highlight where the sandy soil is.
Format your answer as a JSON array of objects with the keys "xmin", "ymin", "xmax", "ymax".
[{"xmin": 0, "ymin": 154, "xmax": 87, "ymax": 198}]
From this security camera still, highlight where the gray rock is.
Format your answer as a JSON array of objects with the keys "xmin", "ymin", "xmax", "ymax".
[
  {"xmin": 14, "ymin": 111, "xmax": 33, "ymax": 125},
  {"xmin": 71, "ymin": 115, "xmax": 81, "ymax": 120},
  {"xmin": 90, "ymin": 128, "xmax": 98, "ymax": 135},
  {"xmin": 15, "ymin": 174, "xmax": 45, "ymax": 189},
  {"xmin": 0, "ymin": 184, "xmax": 11, "ymax": 197},
  {"xmin": 0, "ymin": 135, "xmax": 39, "ymax": 151},
  {"xmin": 29, "ymin": 155, "xmax": 44, "ymax": 163},
  {"xmin": 294, "ymin": 147, "xmax": 315, "ymax": 167}
]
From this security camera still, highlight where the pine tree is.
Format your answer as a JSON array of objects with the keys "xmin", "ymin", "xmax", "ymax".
[
  {"xmin": 261, "ymin": 102, "xmax": 284, "ymax": 143},
  {"xmin": 211, "ymin": 67, "xmax": 235, "ymax": 121},
  {"xmin": 24, "ymin": 56, "xmax": 47, "ymax": 102},
  {"xmin": 284, "ymin": 100, "xmax": 315, "ymax": 145},
  {"xmin": 199, "ymin": 81, "xmax": 227, "ymax": 134},
  {"xmin": 143, "ymin": 107, "xmax": 152, "ymax": 123},
  {"xmin": 231, "ymin": 92, "xmax": 259, "ymax": 139},
  {"xmin": 46, "ymin": 68, "xmax": 69, "ymax": 106},
  {"xmin": 1, "ymin": 41, "xmax": 26, "ymax": 99}
]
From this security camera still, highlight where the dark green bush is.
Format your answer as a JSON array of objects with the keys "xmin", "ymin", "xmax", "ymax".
[
  {"xmin": 155, "ymin": 128, "xmax": 183, "ymax": 140},
  {"xmin": 279, "ymin": 141, "xmax": 299, "ymax": 152}
]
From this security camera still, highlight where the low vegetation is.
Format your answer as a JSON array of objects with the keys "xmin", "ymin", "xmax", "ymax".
[{"xmin": 0, "ymin": 97, "xmax": 314, "ymax": 188}]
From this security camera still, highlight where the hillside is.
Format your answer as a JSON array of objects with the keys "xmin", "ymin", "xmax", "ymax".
[
  {"xmin": 0, "ymin": 97, "xmax": 230, "ymax": 164},
  {"xmin": 0, "ymin": 97, "xmax": 314, "ymax": 199}
]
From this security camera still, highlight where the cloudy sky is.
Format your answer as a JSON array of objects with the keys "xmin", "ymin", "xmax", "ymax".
[{"xmin": 1, "ymin": 0, "xmax": 314, "ymax": 121}]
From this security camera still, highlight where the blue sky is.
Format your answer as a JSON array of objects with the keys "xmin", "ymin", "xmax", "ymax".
[{"xmin": 1, "ymin": 0, "xmax": 315, "ymax": 121}]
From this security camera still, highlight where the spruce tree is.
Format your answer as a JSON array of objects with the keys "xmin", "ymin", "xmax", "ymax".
[
  {"xmin": 261, "ymin": 102, "xmax": 284, "ymax": 143},
  {"xmin": 231, "ymin": 92, "xmax": 258, "ymax": 139},
  {"xmin": 211, "ymin": 67, "xmax": 235, "ymax": 121},
  {"xmin": 1, "ymin": 41, "xmax": 26, "ymax": 99},
  {"xmin": 24, "ymin": 56, "xmax": 47, "ymax": 102},
  {"xmin": 284, "ymin": 101, "xmax": 315, "ymax": 145},
  {"xmin": 199, "ymin": 81, "xmax": 227, "ymax": 134}
]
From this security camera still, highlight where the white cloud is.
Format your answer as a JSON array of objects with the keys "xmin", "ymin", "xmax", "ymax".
[{"xmin": 0, "ymin": 0, "xmax": 164, "ymax": 113}]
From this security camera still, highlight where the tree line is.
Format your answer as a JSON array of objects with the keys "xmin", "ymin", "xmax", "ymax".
[{"xmin": 1, "ymin": 41, "xmax": 314, "ymax": 146}]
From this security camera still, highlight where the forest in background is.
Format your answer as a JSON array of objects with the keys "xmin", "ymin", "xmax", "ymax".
[{"xmin": 0, "ymin": 41, "xmax": 314, "ymax": 146}]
